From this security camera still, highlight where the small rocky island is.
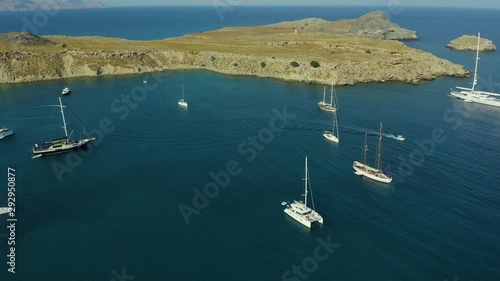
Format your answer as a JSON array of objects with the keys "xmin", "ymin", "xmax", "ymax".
[
  {"xmin": 0, "ymin": 11, "xmax": 468, "ymax": 86},
  {"xmin": 446, "ymin": 35, "xmax": 497, "ymax": 52}
]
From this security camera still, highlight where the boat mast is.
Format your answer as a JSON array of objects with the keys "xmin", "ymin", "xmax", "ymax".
[
  {"xmin": 323, "ymin": 86, "xmax": 326, "ymax": 103},
  {"xmin": 363, "ymin": 133, "xmax": 368, "ymax": 165},
  {"xmin": 182, "ymin": 83, "xmax": 185, "ymax": 99},
  {"xmin": 472, "ymin": 32, "xmax": 481, "ymax": 93},
  {"xmin": 377, "ymin": 123, "xmax": 383, "ymax": 171},
  {"xmin": 304, "ymin": 155, "xmax": 308, "ymax": 208},
  {"xmin": 330, "ymin": 82, "xmax": 334, "ymax": 105},
  {"xmin": 59, "ymin": 97, "xmax": 68, "ymax": 138},
  {"xmin": 335, "ymin": 112, "xmax": 339, "ymax": 138}
]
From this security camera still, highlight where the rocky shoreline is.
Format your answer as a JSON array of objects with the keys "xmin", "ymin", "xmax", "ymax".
[{"xmin": 0, "ymin": 12, "xmax": 469, "ymax": 86}]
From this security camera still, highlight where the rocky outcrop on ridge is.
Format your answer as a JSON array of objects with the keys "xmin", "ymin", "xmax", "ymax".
[{"xmin": 271, "ymin": 11, "xmax": 418, "ymax": 40}]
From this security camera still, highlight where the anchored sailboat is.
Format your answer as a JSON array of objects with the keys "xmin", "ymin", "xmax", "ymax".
[
  {"xmin": 32, "ymin": 97, "xmax": 95, "ymax": 159},
  {"xmin": 318, "ymin": 82, "xmax": 337, "ymax": 112},
  {"xmin": 323, "ymin": 110, "xmax": 339, "ymax": 143},
  {"xmin": 353, "ymin": 124, "xmax": 392, "ymax": 184},
  {"xmin": 323, "ymin": 89, "xmax": 339, "ymax": 143},
  {"xmin": 283, "ymin": 155, "xmax": 324, "ymax": 228},
  {"xmin": 178, "ymin": 84, "xmax": 188, "ymax": 107},
  {"xmin": 450, "ymin": 32, "xmax": 500, "ymax": 107}
]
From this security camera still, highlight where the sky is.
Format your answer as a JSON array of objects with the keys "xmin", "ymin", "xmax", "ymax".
[{"xmin": 99, "ymin": 0, "xmax": 500, "ymax": 9}]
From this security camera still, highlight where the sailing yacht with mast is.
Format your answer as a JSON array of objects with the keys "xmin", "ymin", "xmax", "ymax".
[
  {"xmin": 32, "ymin": 97, "xmax": 95, "ymax": 159},
  {"xmin": 318, "ymin": 82, "xmax": 336, "ymax": 112},
  {"xmin": 323, "ymin": 110, "xmax": 339, "ymax": 143},
  {"xmin": 178, "ymin": 84, "xmax": 188, "ymax": 107},
  {"xmin": 353, "ymin": 124, "xmax": 392, "ymax": 184},
  {"xmin": 450, "ymin": 32, "xmax": 500, "ymax": 107},
  {"xmin": 282, "ymin": 155, "xmax": 323, "ymax": 228}
]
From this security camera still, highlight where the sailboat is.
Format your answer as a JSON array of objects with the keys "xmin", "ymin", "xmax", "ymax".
[
  {"xmin": 178, "ymin": 84, "xmax": 188, "ymax": 107},
  {"xmin": 323, "ymin": 94, "xmax": 340, "ymax": 143},
  {"xmin": 352, "ymin": 123, "xmax": 392, "ymax": 184},
  {"xmin": 450, "ymin": 32, "xmax": 500, "ymax": 107},
  {"xmin": 318, "ymin": 82, "xmax": 336, "ymax": 112},
  {"xmin": 32, "ymin": 97, "xmax": 95, "ymax": 159},
  {"xmin": 0, "ymin": 127, "xmax": 14, "ymax": 139},
  {"xmin": 283, "ymin": 155, "xmax": 323, "ymax": 228}
]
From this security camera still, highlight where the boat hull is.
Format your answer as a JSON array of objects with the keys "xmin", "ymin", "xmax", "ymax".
[
  {"xmin": 283, "ymin": 201, "xmax": 323, "ymax": 228},
  {"xmin": 450, "ymin": 90, "xmax": 500, "ymax": 108},
  {"xmin": 32, "ymin": 138, "xmax": 95, "ymax": 158},
  {"xmin": 352, "ymin": 161, "xmax": 392, "ymax": 184},
  {"xmin": 0, "ymin": 130, "xmax": 14, "ymax": 139},
  {"xmin": 323, "ymin": 132, "xmax": 339, "ymax": 143},
  {"xmin": 0, "ymin": 207, "xmax": 10, "ymax": 216},
  {"xmin": 318, "ymin": 104, "xmax": 336, "ymax": 112}
]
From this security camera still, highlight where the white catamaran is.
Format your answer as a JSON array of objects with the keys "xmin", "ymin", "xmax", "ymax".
[
  {"xmin": 450, "ymin": 32, "xmax": 500, "ymax": 107},
  {"xmin": 283, "ymin": 155, "xmax": 324, "ymax": 228},
  {"xmin": 32, "ymin": 97, "xmax": 95, "ymax": 159},
  {"xmin": 353, "ymin": 124, "xmax": 393, "ymax": 184},
  {"xmin": 318, "ymin": 82, "xmax": 337, "ymax": 112}
]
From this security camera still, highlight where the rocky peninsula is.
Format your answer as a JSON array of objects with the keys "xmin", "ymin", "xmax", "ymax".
[
  {"xmin": 0, "ymin": 12, "xmax": 468, "ymax": 86},
  {"xmin": 446, "ymin": 35, "xmax": 497, "ymax": 52}
]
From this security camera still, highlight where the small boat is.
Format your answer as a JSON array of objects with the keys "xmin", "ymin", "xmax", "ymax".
[
  {"xmin": 283, "ymin": 155, "xmax": 324, "ymax": 228},
  {"xmin": 318, "ymin": 82, "xmax": 337, "ymax": 112},
  {"xmin": 352, "ymin": 124, "xmax": 393, "ymax": 184},
  {"xmin": 32, "ymin": 97, "xmax": 95, "ymax": 159},
  {"xmin": 62, "ymin": 87, "xmax": 71, "ymax": 95},
  {"xmin": 0, "ymin": 207, "xmax": 10, "ymax": 215},
  {"xmin": 0, "ymin": 127, "xmax": 14, "ymax": 139},
  {"xmin": 178, "ymin": 84, "xmax": 188, "ymax": 108},
  {"xmin": 450, "ymin": 32, "xmax": 500, "ymax": 107},
  {"xmin": 395, "ymin": 135, "xmax": 405, "ymax": 141}
]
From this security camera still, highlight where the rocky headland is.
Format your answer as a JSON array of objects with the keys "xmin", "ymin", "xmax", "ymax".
[
  {"xmin": 446, "ymin": 35, "xmax": 496, "ymax": 52},
  {"xmin": 0, "ymin": 12, "xmax": 468, "ymax": 86}
]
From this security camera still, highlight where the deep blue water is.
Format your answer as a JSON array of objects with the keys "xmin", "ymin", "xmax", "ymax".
[{"xmin": 0, "ymin": 6, "xmax": 500, "ymax": 281}]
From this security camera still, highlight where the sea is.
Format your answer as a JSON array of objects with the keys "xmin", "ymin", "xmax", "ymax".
[{"xmin": 0, "ymin": 6, "xmax": 499, "ymax": 281}]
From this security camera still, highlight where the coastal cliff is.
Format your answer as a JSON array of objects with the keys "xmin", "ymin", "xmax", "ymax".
[
  {"xmin": 0, "ymin": 14, "xmax": 468, "ymax": 86},
  {"xmin": 446, "ymin": 35, "xmax": 497, "ymax": 52}
]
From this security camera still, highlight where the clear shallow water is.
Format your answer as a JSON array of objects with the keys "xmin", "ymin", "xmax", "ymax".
[{"xmin": 0, "ymin": 6, "xmax": 499, "ymax": 281}]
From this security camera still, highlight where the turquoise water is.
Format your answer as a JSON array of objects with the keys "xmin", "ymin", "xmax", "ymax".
[{"xmin": 0, "ymin": 6, "xmax": 500, "ymax": 281}]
